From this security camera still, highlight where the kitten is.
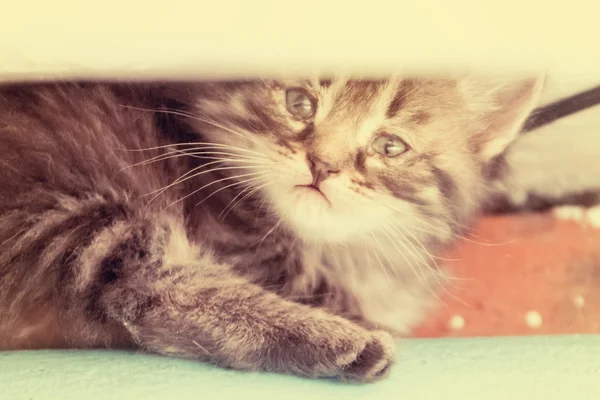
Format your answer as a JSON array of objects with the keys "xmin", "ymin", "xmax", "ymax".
[{"xmin": 0, "ymin": 76, "xmax": 542, "ymax": 382}]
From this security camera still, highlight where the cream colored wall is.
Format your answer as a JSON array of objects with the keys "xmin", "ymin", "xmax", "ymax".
[{"xmin": 1, "ymin": 0, "xmax": 599, "ymax": 85}]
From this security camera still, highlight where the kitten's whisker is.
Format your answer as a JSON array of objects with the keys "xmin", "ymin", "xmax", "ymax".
[
  {"xmin": 188, "ymin": 155, "xmax": 273, "ymax": 165},
  {"xmin": 374, "ymin": 227, "xmax": 444, "ymax": 304},
  {"xmin": 115, "ymin": 140, "xmax": 266, "ymax": 158},
  {"xmin": 256, "ymin": 189, "xmax": 277, "ymax": 225},
  {"xmin": 335, "ymin": 192, "xmax": 466, "ymax": 284},
  {"xmin": 385, "ymin": 221, "xmax": 448, "ymax": 276},
  {"xmin": 218, "ymin": 185, "xmax": 256, "ymax": 220},
  {"xmin": 118, "ymin": 150, "xmax": 185, "ymax": 174},
  {"xmin": 379, "ymin": 225, "xmax": 431, "ymax": 284},
  {"xmin": 194, "ymin": 173, "xmax": 276, "ymax": 209},
  {"xmin": 146, "ymin": 161, "xmax": 272, "ymax": 205},
  {"xmin": 121, "ymin": 148, "xmax": 271, "ymax": 176},
  {"xmin": 255, "ymin": 183, "xmax": 274, "ymax": 214},
  {"xmin": 219, "ymin": 180, "xmax": 273, "ymax": 220},
  {"xmin": 181, "ymin": 147, "xmax": 273, "ymax": 162},
  {"xmin": 251, "ymin": 208, "xmax": 289, "ymax": 252},
  {"xmin": 119, "ymin": 148, "xmax": 226, "ymax": 176},
  {"xmin": 142, "ymin": 160, "xmax": 227, "ymax": 206},
  {"xmin": 157, "ymin": 170, "xmax": 268, "ymax": 210},
  {"xmin": 165, "ymin": 148, "xmax": 273, "ymax": 163},
  {"xmin": 120, "ymin": 105, "xmax": 270, "ymax": 151},
  {"xmin": 382, "ymin": 202, "xmax": 511, "ymax": 247},
  {"xmin": 382, "ymin": 224, "xmax": 469, "ymax": 307},
  {"xmin": 393, "ymin": 224, "xmax": 471, "ymax": 282},
  {"xmin": 185, "ymin": 172, "xmax": 270, "ymax": 208},
  {"xmin": 430, "ymin": 209, "xmax": 487, "ymax": 240},
  {"xmin": 365, "ymin": 231, "xmax": 396, "ymax": 284},
  {"xmin": 252, "ymin": 218, "xmax": 283, "ymax": 251},
  {"xmin": 384, "ymin": 225, "xmax": 448, "ymax": 307},
  {"xmin": 277, "ymin": 291, "xmax": 338, "ymax": 302}
]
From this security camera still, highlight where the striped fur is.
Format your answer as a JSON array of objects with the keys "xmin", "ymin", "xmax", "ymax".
[{"xmin": 0, "ymin": 76, "xmax": 541, "ymax": 382}]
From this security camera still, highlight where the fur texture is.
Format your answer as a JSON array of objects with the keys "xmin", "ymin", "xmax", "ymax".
[{"xmin": 0, "ymin": 76, "xmax": 541, "ymax": 382}]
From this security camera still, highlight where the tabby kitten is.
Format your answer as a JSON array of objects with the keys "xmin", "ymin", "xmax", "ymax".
[{"xmin": 0, "ymin": 76, "xmax": 542, "ymax": 382}]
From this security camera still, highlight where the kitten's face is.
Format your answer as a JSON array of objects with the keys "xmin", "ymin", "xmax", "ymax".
[{"xmin": 189, "ymin": 76, "xmax": 540, "ymax": 243}]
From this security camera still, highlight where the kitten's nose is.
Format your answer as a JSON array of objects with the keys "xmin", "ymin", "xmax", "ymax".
[{"xmin": 307, "ymin": 155, "xmax": 339, "ymax": 187}]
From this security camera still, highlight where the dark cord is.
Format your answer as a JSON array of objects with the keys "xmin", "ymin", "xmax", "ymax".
[{"xmin": 522, "ymin": 84, "xmax": 600, "ymax": 134}]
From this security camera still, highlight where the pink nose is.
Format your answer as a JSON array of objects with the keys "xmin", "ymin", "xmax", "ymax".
[{"xmin": 307, "ymin": 155, "xmax": 340, "ymax": 188}]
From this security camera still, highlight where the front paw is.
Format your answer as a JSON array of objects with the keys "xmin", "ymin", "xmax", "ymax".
[
  {"xmin": 337, "ymin": 330, "xmax": 396, "ymax": 382},
  {"xmin": 279, "ymin": 317, "xmax": 396, "ymax": 383}
]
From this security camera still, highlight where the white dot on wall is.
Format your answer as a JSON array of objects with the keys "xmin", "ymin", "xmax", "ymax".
[
  {"xmin": 525, "ymin": 311, "xmax": 543, "ymax": 328},
  {"xmin": 448, "ymin": 315, "xmax": 465, "ymax": 331},
  {"xmin": 573, "ymin": 295, "xmax": 585, "ymax": 308},
  {"xmin": 552, "ymin": 206, "xmax": 585, "ymax": 222},
  {"xmin": 587, "ymin": 206, "xmax": 600, "ymax": 229}
]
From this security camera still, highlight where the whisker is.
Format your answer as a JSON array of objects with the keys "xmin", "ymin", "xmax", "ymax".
[
  {"xmin": 145, "ymin": 161, "xmax": 272, "ymax": 206},
  {"xmin": 117, "ymin": 150, "xmax": 185, "ymax": 174},
  {"xmin": 373, "ymin": 227, "xmax": 446, "ymax": 305},
  {"xmin": 365, "ymin": 231, "xmax": 397, "ymax": 283},
  {"xmin": 385, "ymin": 222, "xmax": 455, "ymax": 278},
  {"xmin": 392, "ymin": 224, "xmax": 471, "ymax": 282},
  {"xmin": 382, "ymin": 224, "xmax": 469, "ymax": 307},
  {"xmin": 120, "ymin": 148, "xmax": 272, "ymax": 177},
  {"xmin": 219, "ymin": 180, "xmax": 272, "ymax": 220},
  {"xmin": 253, "ymin": 217, "xmax": 284, "ymax": 251},
  {"xmin": 255, "ymin": 189, "xmax": 277, "ymax": 226},
  {"xmin": 380, "ymin": 225, "xmax": 432, "ymax": 283},
  {"xmin": 186, "ymin": 155, "xmax": 273, "ymax": 165},
  {"xmin": 178, "ymin": 147, "xmax": 273, "ymax": 162},
  {"xmin": 194, "ymin": 172, "xmax": 276, "ymax": 208},
  {"xmin": 382, "ymin": 202, "xmax": 512, "ymax": 247},
  {"xmin": 218, "ymin": 185, "xmax": 256, "ymax": 219},
  {"xmin": 114, "ymin": 140, "xmax": 267, "ymax": 158},
  {"xmin": 187, "ymin": 173, "xmax": 268, "ymax": 208},
  {"xmin": 120, "ymin": 105, "xmax": 270, "ymax": 151},
  {"xmin": 152, "ymin": 170, "xmax": 268, "ymax": 211},
  {"xmin": 142, "ymin": 159, "xmax": 227, "ymax": 202}
]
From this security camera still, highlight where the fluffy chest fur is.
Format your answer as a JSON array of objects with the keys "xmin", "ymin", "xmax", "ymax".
[{"xmin": 203, "ymin": 214, "xmax": 443, "ymax": 333}]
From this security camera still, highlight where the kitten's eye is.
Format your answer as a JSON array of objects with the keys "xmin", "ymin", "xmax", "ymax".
[
  {"xmin": 371, "ymin": 134, "xmax": 409, "ymax": 157},
  {"xmin": 285, "ymin": 88, "xmax": 316, "ymax": 119}
]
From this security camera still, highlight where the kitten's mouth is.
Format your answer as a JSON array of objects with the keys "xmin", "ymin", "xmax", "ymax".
[{"xmin": 294, "ymin": 184, "xmax": 331, "ymax": 206}]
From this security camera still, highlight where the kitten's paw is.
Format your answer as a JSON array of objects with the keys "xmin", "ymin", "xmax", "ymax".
[
  {"xmin": 284, "ymin": 318, "xmax": 396, "ymax": 383},
  {"xmin": 337, "ymin": 330, "xmax": 396, "ymax": 383}
]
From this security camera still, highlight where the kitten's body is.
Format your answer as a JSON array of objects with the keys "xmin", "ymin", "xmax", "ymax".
[{"xmin": 0, "ymin": 77, "xmax": 541, "ymax": 381}]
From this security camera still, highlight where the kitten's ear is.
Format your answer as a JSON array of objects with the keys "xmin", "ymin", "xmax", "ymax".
[{"xmin": 466, "ymin": 74, "xmax": 545, "ymax": 161}]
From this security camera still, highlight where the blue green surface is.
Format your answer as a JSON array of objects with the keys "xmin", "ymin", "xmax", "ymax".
[{"xmin": 1, "ymin": 335, "xmax": 598, "ymax": 400}]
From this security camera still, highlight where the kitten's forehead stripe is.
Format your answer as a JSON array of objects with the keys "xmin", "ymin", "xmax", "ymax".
[
  {"xmin": 386, "ymin": 79, "xmax": 415, "ymax": 118},
  {"xmin": 340, "ymin": 80, "xmax": 388, "ymax": 104},
  {"xmin": 409, "ymin": 111, "xmax": 431, "ymax": 125},
  {"xmin": 326, "ymin": 79, "xmax": 390, "ymax": 122},
  {"xmin": 354, "ymin": 151, "xmax": 368, "ymax": 174}
]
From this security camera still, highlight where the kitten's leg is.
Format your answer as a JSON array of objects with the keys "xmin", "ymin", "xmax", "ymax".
[{"xmin": 66, "ymin": 214, "xmax": 395, "ymax": 382}]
